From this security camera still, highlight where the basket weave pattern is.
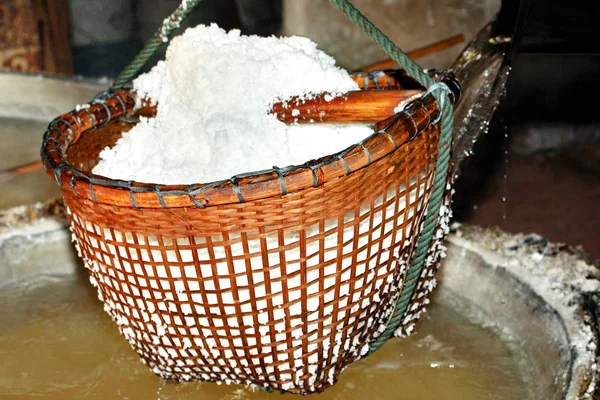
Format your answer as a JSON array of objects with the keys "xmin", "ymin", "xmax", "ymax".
[
  {"xmin": 39, "ymin": 64, "xmax": 455, "ymax": 391},
  {"xmin": 61, "ymin": 122, "xmax": 440, "ymax": 393}
]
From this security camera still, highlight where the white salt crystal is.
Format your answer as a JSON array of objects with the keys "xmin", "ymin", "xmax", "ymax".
[
  {"xmin": 258, "ymin": 311, "xmax": 269, "ymax": 324},
  {"xmin": 93, "ymin": 24, "xmax": 372, "ymax": 184}
]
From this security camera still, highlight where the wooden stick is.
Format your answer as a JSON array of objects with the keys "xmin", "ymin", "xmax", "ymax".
[
  {"xmin": 271, "ymin": 89, "xmax": 422, "ymax": 124},
  {"xmin": 359, "ymin": 34, "xmax": 465, "ymax": 72},
  {"xmin": 138, "ymin": 89, "xmax": 422, "ymax": 125},
  {"xmin": 0, "ymin": 160, "xmax": 44, "ymax": 183}
]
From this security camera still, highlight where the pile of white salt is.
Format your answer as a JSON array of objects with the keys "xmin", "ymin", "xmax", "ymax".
[{"xmin": 93, "ymin": 24, "xmax": 372, "ymax": 184}]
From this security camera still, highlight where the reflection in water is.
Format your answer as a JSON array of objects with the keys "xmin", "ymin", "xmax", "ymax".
[{"xmin": 0, "ymin": 274, "xmax": 530, "ymax": 400}]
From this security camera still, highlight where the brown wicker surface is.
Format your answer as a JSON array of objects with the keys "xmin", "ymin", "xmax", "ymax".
[{"xmin": 42, "ymin": 71, "xmax": 446, "ymax": 393}]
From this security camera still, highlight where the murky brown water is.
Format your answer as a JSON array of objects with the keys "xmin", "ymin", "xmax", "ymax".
[{"xmin": 0, "ymin": 272, "xmax": 531, "ymax": 400}]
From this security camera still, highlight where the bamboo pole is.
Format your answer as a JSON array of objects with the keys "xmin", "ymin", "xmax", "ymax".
[{"xmin": 359, "ymin": 34, "xmax": 465, "ymax": 72}]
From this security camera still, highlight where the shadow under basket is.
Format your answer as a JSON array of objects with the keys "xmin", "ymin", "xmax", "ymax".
[{"xmin": 40, "ymin": 70, "xmax": 455, "ymax": 394}]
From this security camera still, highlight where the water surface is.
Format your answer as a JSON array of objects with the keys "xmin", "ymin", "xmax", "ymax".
[{"xmin": 0, "ymin": 273, "xmax": 530, "ymax": 399}]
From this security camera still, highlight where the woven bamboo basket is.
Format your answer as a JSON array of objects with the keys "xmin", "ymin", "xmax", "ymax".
[{"xmin": 41, "ymin": 65, "xmax": 459, "ymax": 393}]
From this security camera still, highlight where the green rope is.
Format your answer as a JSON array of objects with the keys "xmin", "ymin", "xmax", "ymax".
[
  {"xmin": 327, "ymin": 0, "xmax": 435, "ymax": 89},
  {"xmin": 324, "ymin": 0, "xmax": 454, "ymax": 353},
  {"xmin": 368, "ymin": 103, "xmax": 453, "ymax": 354},
  {"xmin": 110, "ymin": 0, "xmax": 203, "ymax": 91}
]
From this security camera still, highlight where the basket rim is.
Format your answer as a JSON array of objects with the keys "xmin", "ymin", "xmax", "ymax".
[{"xmin": 40, "ymin": 71, "xmax": 450, "ymax": 210}]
